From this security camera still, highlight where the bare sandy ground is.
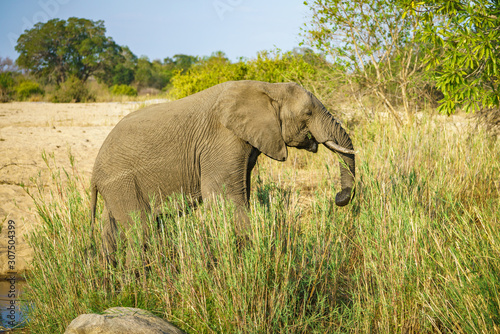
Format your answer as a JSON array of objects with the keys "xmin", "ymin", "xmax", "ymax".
[{"xmin": 0, "ymin": 100, "xmax": 167, "ymax": 276}]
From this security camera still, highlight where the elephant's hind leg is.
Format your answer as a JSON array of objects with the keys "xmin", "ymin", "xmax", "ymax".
[
  {"xmin": 102, "ymin": 204, "xmax": 118, "ymax": 267},
  {"xmin": 101, "ymin": 176, "xmax": 153, "ymax": 267}
]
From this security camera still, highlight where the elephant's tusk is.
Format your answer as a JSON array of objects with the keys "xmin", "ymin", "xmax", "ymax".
[{"xmin": 324, "ymin": 141, "xmax": 356, "ymax": 155}]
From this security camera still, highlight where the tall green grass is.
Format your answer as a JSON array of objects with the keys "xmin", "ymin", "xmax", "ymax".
[{"xmin": 23, "ymin": 113, "xmax": 500, "ymax": 333}]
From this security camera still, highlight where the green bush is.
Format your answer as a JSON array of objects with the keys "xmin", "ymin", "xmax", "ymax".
[
  {"xmin": 245, "ymin": 51, "xmax": 318, "ymax": 83},
  {"xmin": 169, "ymin": 51, "xmax": 322, "ymax": 100},
  {"xmin": 0, "ymin": 72, "xmax": 15, "ymax": 102},
  {"xmin": 15, "ymin": 81, "xmax": 44, "ymax": 101},
  {"xmin": 51, "ymin": 76, "xmax": 95, "ymax": 103},
  {"xmin": 169, "ymin": 54, "xmax": 247, "ymax": 99},
  {"xmin": 110, "ymin": 84, "xmax": 137, "ymax": 96}
]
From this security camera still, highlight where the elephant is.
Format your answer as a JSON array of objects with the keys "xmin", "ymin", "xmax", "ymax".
[{"xmin": 90, "ymin": 80, "xmax": 355, "ymax": 260}]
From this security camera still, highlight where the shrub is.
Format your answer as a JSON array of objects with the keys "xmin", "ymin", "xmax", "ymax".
[
  {"xmin": 245, "ymin": 51, "xmax": 318, "ymax": 83},
  {"xmin": 15, "ymin": 81, "xmax": 44, "ymax": 101},
  {"xmin": 110, "ymin": 84, "xmax": 137, "ymax": 97},
  {"xmin": 169, "ymin": 55, "xmax": 247, "ymax": 99},
  {"xmin": 169, "ymin": 51, "xmax": 321, "ymax": 100},
  {"xmin": 0, "ymin": 72, "xmax": 15, "ymax": 102},
  {"xmin": 51, "ymin": 76, "xmax": 95, "ymax": 103}
]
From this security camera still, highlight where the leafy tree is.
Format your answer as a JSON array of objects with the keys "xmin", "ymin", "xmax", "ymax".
[
  {"xmin": 96, "ymin": 46, "xmax": 137, "ymax": 86},
  {"xmin": 109, "ymin": 63, "xmax": 135, "ymax": 86},
  {"xmin": 133, "ymin": 54, "xmax": 199, "ymax": 91},
  {"xmin": 402, "ymin": 0, "xmax": 500, "ymax": 114},
  {"xmin": 164, "ymin": 54, "xmax": 198, "ymax": 74},
  {"xmin": 303, "ymin": 0, "xmax": 427, "ymax": 124},
  {"xmin": 15, "ymin": 17, "xmax": 122, "ymax": 84},
  {"xmin": 134, "ymin": 56, "xmax": 156, "ymax": 89},
  {"xmin": 151, "ymin": 59, "xmax": 172, "ymax": 89}
]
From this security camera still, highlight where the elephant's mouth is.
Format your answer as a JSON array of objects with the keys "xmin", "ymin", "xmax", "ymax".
[
  {"xmin": 295, "ymin": 140, "xmax": 318, "ymax": 153},
  {"xmin": 295, "ymin": 133, "xmax": 318, "ymax": 153}
]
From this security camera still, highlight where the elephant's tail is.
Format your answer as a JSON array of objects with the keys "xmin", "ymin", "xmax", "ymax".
[{"xmin": 90, "ymin": 182, "xmax": 98, "ymax": 238}]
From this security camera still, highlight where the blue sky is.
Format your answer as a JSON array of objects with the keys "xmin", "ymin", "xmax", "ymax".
[{"xmin": 1, "ymin": 0, "xmax": 311, "ymax": 62}]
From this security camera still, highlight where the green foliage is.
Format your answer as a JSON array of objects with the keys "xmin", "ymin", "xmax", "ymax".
[
  {"xmin": 170, "ymin": 50, "xmax": 322, "ymax": 99},
  {"xmin": 303, "ymin": 0, "xmax": 428, "ymax": 122},
  {"xmin": 134, "ymin": 57, "xmax": 165, "ymax": 90},
  {"xmin": 109, "ymin": 63, "xmax": 135, "ymax": 86},
  {"xmin": 402, "ymin": 0, "xmax": 500, "ymax": 114},
  {"xmin": 0, "ymin": 72, "xmax": 15, "ymax": 102},
  {"xmin": 132, "ymin": 54, "xmax": 199, "ymax": 91},
  {"xmin": 246, "ymin": 50, "xmax": 320, "ymax": 82},
  {"xmin": 51, "ymin": 76, "xmax": 95, "ymax": 103},
  {"xmin": 23, "ymin": 115, "xmax": 500, "ymax": 333},
  {"xmin": 15, "ymin": 81, "xmax": 44, "ymax": 101},
  {"xmin": 97, "ymin": 46, "xmax": 137, "ymax": 86},
  {"xmin": 14, "ymin": 16, "xmax": 198, "ymax": 92},
  {"xmin": 15, "ymin": 17, "xmax": 122, "ymax": 84},
  {"xmin": 110, "ymin": 84, "xmax": 138, "ymax": 96},
  {"xmin": 169, "ymin": 51, "xmax": 246, "ymax": 99},
  {"xmin": 164, "ymin": 54, "xmax": 198, "ymax": 73}
]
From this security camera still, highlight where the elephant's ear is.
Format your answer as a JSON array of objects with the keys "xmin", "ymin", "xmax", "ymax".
[{"xmin": 215, "ymin": 81, "xmax": 287, "ymax": 161}]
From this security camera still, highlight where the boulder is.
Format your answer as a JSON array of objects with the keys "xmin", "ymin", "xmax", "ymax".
[{"xmin": 64, "ymin": 307, "xmax": 186, "ymax": 334}]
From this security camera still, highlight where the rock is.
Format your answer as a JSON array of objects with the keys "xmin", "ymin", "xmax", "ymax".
[{"xmin": 64, "ymin": 307, "xmax": 186, "ymax": 334}]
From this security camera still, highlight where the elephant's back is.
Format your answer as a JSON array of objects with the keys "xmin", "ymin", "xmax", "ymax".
[
  {"xmin": 94, "ymin": 104, "xmax": 190, "ymax": 174},
  {"xmin": 108, "ymin": 82, "xmax": 225, "ymax": 135}
]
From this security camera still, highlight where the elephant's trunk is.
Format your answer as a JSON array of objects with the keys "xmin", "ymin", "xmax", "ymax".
[
  {"xmin": 332, "ymin": 149, "xmax": 355, "ymax": 206},
  {"xmin": 310, "ymin": 109, "xmax": 356, "ymax": 206}
]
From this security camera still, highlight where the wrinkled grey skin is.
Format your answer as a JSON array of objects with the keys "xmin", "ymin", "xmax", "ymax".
[{"xmin": 90, "ymin": 80, "xmax": 355, "ymax": 259}]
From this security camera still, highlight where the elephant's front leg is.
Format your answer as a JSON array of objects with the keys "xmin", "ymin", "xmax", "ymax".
[
  {"xmin": 200, "ymin": 174, "xmax": 252, "ymax": 238},
  {"xmin": 200, "ymin": 143, "xmax": 257, "ymax": 239}
]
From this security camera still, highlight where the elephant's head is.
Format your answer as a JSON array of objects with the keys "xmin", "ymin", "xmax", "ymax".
[{"xmin": 215, "ymin": 80, "xmax": 355, "ymax": 206}]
